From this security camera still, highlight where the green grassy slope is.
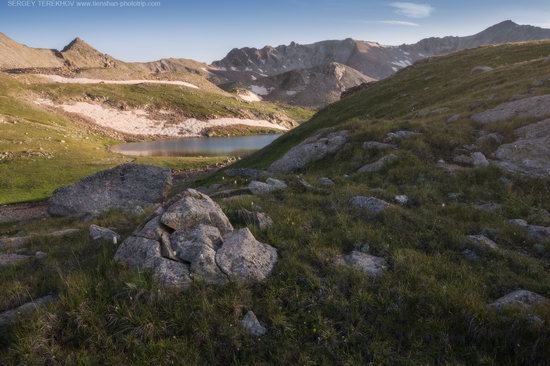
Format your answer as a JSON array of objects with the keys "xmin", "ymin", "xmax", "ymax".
[
  {"xmin": 234, "ymin": 41, "xmax": 550, "ymax": 171},
  {"xmin": 0, "ymin": 74, "xmax": 226, "ymax": 204},
  {"xmin": 1, "ymin": 43, "xmax": 550, "ymax": 365}
]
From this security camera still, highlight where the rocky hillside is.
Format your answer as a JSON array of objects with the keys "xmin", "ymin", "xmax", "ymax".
[
  {"xmin": 1, "ymin": 40, "xmax": 549, "ymax": 365},
  {"xmin": 213, "ymin": 21, "xmax": 550, "ymax": 107},
  {"xmin": 226, "ymin": 62, "xmax": 375, "ymax": 108},
  {"xmin": 0, "ymin": 32, "xmax": 64, "ymax": 69}
]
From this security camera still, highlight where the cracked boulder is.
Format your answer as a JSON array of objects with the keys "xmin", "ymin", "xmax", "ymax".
[{"xmin": 115, "ymin": 189, "xmax": 278, "ymax": 290}]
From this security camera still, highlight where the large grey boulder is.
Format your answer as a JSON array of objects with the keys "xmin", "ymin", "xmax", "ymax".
[
  {"xmin": 115, "ymin": 190, "xmax": 278, "ymax": 290},
  {"xmin": 335, "ymin": 251, "xmax": 388, "ymax": 278},
  {"xmin": 268, "ymin": 130, "xmax": 349, "ymax": 173},
  {"xmin": 488, "ymin": 290, "xmax": 548, "ymax": 311},
  {"xmin": 350, "ymin": 196, "xmax": 391, "ymax": 214},
  {"xmin": 357, "ymin": 154, "xmax": 398, "ymax": 173},
  {"xmin": 216, "ymin": 228, "xmax": 278, "ymax": 282},
  {"xmin": 472, "ymin": 95, "xmax": 550, "ymax": 124},
  {"xmin": 241, "ymin": 311, "xmax": 267, "ymax": 336},
  {"xmin": 48, "ymin": 164, "xmax": 172, "ymax": 216},
  {"xmin": 494, "ymin": 119, "xmax": 550, "ymax": 177}
]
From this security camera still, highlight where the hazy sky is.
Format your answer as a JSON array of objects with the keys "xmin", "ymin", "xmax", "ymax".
[{"xmin": 2, "ymin": 0, "xmax": 550, "ymax": 63}]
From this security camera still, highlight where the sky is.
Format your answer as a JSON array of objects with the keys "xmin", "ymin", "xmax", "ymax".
[{"xmin": 1, "ymin": 0, "xmax": 550, "ymax": 63}]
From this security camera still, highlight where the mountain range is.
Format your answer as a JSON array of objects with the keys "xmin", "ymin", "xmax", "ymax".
[{"xmin": 2, "ymin": 20, "xmax": 550, "ymax": 108}]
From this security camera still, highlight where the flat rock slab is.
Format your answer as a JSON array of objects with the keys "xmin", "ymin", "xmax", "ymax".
[
  {"xmin": 494, "ymin": 119, "xmax": 550, "ymax": 177},
  {"xmin": 358, "ymin": 154, "xmax": 398, "ymax": 173},
  {"xmin": 488, "ymin": 290, "xmax": 548, "ymax": 311},
  {"xmin": 115, "ymin": 189, "xmax": 278, "ymax": 290},
  {"xmin": 0, "ymin": 228, "xmax": 80, "ymax": 250},
  {"xmin": 350, "ymin": 196, "xmax": 391, "ymax": 215},
  {"xmin": 0, "ymin": 253, "xmax": 32, "ymax": 267},
  {"xmin": 466, "ymin": 235, "xmax": 499, "ymax": 250},
  {"xmin": 0, "ymin": 201, "xmax": 49, "ymax": 225},
  {"xmin": 48, "ymin": 163, "xmax": 172, "ymax": 216},
  {"xmin": 248, "ymin": 178, "xmax": 288, "ymax": 195},
  {"xmin": 509, "ymin": 219, "xmax": 550, "ymax": 241},
  {"xmin": 335, "ymin": 251, "xmax": 388, "ymax": 277},
  {"xmin": 472, "ymin": 94, "xmax": 550, "ymax": 124},
  {"xmin": 0, "ymin": 294, "xmax": 56, "ymax": 326},
  {"xmin": 268, "ymin": 130, "xmax": 349, "ymax": 173}
]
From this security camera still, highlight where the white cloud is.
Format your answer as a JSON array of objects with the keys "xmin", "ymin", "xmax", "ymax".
[
  {"xmin": 390, "ymin": 2, "xmax": 434, "ymax": 18},
  {"xmin": 378, "ymin": 20, "xmax": 419, "ymax": 27}
]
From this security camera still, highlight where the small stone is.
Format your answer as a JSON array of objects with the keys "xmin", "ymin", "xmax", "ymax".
[
  {"xmin": 241, "ymin": 311, "xmax": 267, "ymax": 336},
  {"xmin": 394, "ymin": 195, "xmax": 409, "ymax": 205},
  {"xmin": 384, "ymin": 131, "xmax": 421, "ymax": 143},
  {"xmin": 471, "ymin": 152, "xmax": 489, "ymax": 167},
  {"xmin": 471, "ymin": 66, "xmax": 493, "ymax": 74},
  {"xmin": 318, "ymin": 177, "xmax": 335, "ymax": 186},
  {"xmin": 35, "ymin": 251, "xmax": 47, "ymax": 259},
  {"xmin": 488, "ymin": 290, "xmax": 547, "ymax": 311},
  {"xmin": 335, "ymin": 251, "xmax": 388, "ymax": 277},
  {"xmin": 466, "ymin": 235, "xmax": 499, "ymax": 250},
  {"xmin": 446, "ymin": 114, "xmax": 461, "ymax": 123},
  {"xmin": 350, "ymin": 196, "xmax": 391, "ymax": 214},
  {"xmin": 89, "ymin": 225, "xmax": 120, "ymax": 243},
  {"xmin": 462, "ymin": 249, "xmax": 480, "ymax": 262},
  {"xmin": 248, "ymin": 179, "xmax": 288, "ymax": 195},
  {"xmin": 362, "ymin": 141, "xmax": 396, "ymax": 151},
  {"xmin": 357, "ymin": 154, "xmax": 398, "ymax": 173}
]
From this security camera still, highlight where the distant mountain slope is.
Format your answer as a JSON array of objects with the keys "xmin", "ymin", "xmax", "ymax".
[
  {"xmin": 212, "ymin": 21, "xmax": 550, "ymax": 107},
  {"xmin": 0, "ymin": 32, "xmax": 64, "ymax": 69},
  {"xmin": 230, "ymin": 62, "xmax": 375, "ymax": 108},
  {"xmin": 214, "ymin": 21, "xmax": 550, "ymax": 80}
]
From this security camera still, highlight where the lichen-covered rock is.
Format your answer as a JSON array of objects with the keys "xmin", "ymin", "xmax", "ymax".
[
  {"xmin": 488, "ymin": 290, "xmax": 548, "ymax": 311},
  {"xmin": 357, "ymin": 154, "xmax": 398, "ymax": 173},
  {"xmin": 241, "ymin": 311, "xmax": 267, "ymax": 336},
  {"xmin": 471, "ymin": 152, "xmax": 489, "ymax": 167},
  {"xmin": 0, "ymin": 253, "xmax": 31, "ymax": 267},
  {"xmin": 510, "ymin": 219, "xmax": 550, "ymax": 241},
  {"xmin": 114, "ymin": 236, "xmax": 161, "ymax": 270},
  {"xmin": 268, "ymin": 130, "xmax": 349, "ymax": 173},
  {"xmin": 171, "ymin": 224, "xmax": 222, "ymax": 263},
  {"xmin": 335, "ymin": 251, "xmax": 387, "ymax": 277},
  {"xmin": 161, "ymin": 189, "xmax": 233, "ymax": 234},
  {"xmin": 152, "ymin": 257, "xmax": 192, "ymax": 289},
  {"xmin": 48, "ymin": 164, "xmax": 172, "ymax": 216},
  {"xmin": 350, "ymin": 196, "xmax": 391, "ymax": 214},
  {"xmin": 384, "ymin": 130, "xmax": 421, "ymax": 142},
  {"xmin": 216, "ymin": 228, "xmax": 278, "ymax": 282}
]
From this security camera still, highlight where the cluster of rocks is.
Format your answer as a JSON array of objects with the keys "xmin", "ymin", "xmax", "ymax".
[{"xmin": 115, "ymin": 189, "xmax": 278, "ymax": 290}]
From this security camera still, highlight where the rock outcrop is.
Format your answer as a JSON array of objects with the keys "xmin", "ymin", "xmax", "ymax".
[
  {"xmin": 471, "ymin": 95, "xmax": 550, "ymax": 124},
  {"xmin": 494, "ymin": 119, "xmax": 550, "ymax": 177},
  {"xmin": 115, "ymin": 189, "xmax": 278, "ymax": 290},
  {"xmin": 357, "ymin": 154, "xmax": 398, "ymax": 173},
  {"xmin": 488, "ymin": 290, "xmax": 548, "ymax": 311},
  {"xmin": 49, "ymin": 164, "xmax": 172, "ymax": 216},
  {"xmin": 268, "ymin": 130, "xmax": 349, "ymax": 173}
]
